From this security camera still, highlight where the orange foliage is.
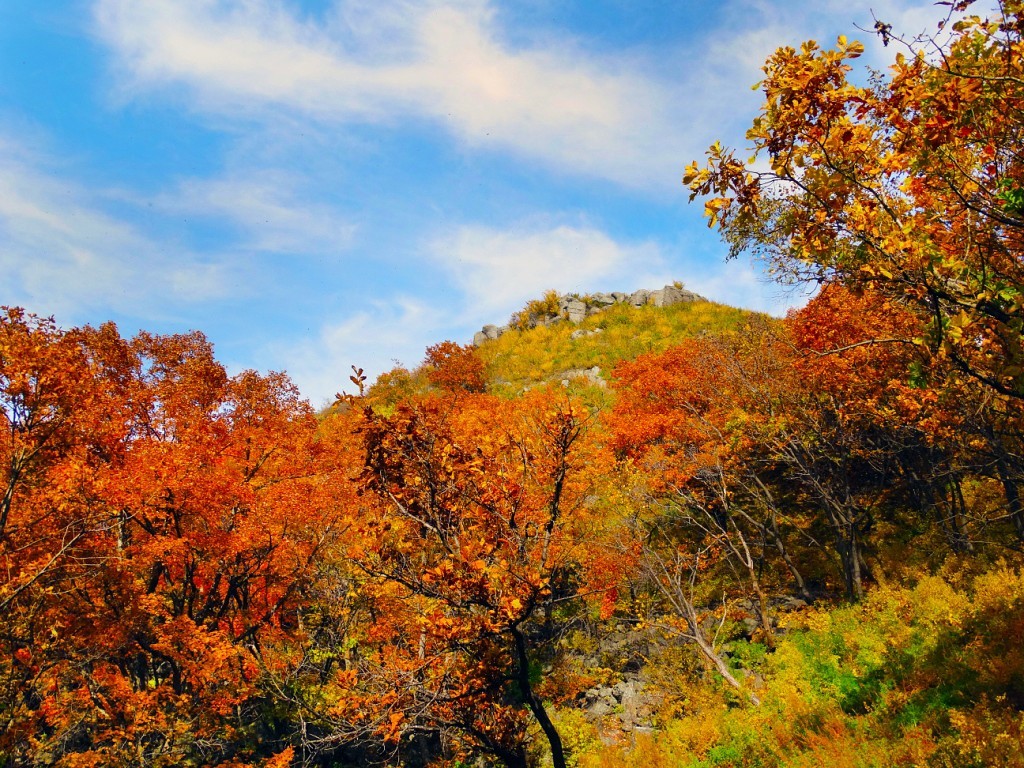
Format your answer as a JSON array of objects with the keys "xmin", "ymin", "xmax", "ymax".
[
  {"xmin": 345, "ymin": 388, "xmax": 618, "ymax": 767},
  {"xmin": 0, "ymin": 308, "xmax": 340, "ymax": 766},
  {"xmin": 424, "ymin": 340, "xmax": 487, "ymax": 394}
]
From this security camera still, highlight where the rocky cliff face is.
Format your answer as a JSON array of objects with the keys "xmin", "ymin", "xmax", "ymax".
[{"xmin": 472, "ymin": 284, "xmax": 705, "ymax": 346}]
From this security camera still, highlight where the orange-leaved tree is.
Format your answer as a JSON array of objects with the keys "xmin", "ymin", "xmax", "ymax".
[
  {"xmin": 344, "ymin": 388, "xmax": 616, "ymax": 768},
  {"xmin": 0, "ymin": 310, "xmax": 335, "ymax": 766},
  {"xmin": 424, "ymin": 340, "xmax": 488, "ymax": 394},
  {"xmin": 611, "ymin": 287, "xmax": 956, "ymax": 604},
  {"xmin": 685, "ymin": 1, "xmax": 1024, "ymax": 400}
]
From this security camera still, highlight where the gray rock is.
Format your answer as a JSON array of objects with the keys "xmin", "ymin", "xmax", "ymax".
[
  {"xmin": 589, "ymin": 699, "xmax": 615, "ymax": 717},
  {"xmin": 776, "ymin": 596, "xmax": 809, "ymax": 611},
  {"xmin": 482, "ymin": 324, "xmax": 501, "ymax": 340},
  {"xmin": 473, "ymin": 331, "xmax": 487, "ymax": 347},
  {"xmin": 566, "ymin": 299, "xmax": 587, "ymax": 324},
  {"xmin": 612, "ymin": 292, "xmax": 628, "ymax": 303},
  {"xmin": 581, "ymin": 677, "xmax": 659, "ymax": 732},
  {"xmin": 628, "ymin": 289, "xmax": 651, "ymax": 306},
  {"xmin": 555, "ymin": 367, "xmax": 605, "ymax": 388},
  {"xmin": 661, "ymin": 284, "xmax": 701, "ymax": 306}
]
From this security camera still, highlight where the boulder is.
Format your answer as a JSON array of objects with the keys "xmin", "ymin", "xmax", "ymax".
[
  {"xmin": 529, "ymin": 313, "xmax": 558, "ymax": 327},
  {"xmin": 628, "ymin": 289, "xmax": 650, "ymax": 306},
  {"xmin": 555, "ymin": 366, "xmax": 605, "ymax": 388},
  {"xmin": 660, "ymin": 284, "xmax": 702, "ymax": 306},
  {"xmin": 565, "ymin": 299, "xmax": 587, "ymax": 324}
]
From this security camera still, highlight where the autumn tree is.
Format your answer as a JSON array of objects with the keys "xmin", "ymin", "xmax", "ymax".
[
  {"xmin": 686, "ymin": 1, "xmax": 1024, "ymax": 549},
  {"xmin": 611, "ymin": 284, "xmax": 959, "ymax": 603},
  {"xmin": 0, "ymin": 310, "xmax": 335, "ymax": 766},
  {"xmin": 686, "ymin": 2, "xmax": 1024, "ymax": 398},
  {"xmin": 344, "ymin": 389, "xmax": 614, "ymax": 768},
  {"xmin": 0, "ymin": 309, "xmax": 127, "ymax": 764},
  {"xmin": 424, "ymin": 340, "xmax": 488, "ymax": 394}
]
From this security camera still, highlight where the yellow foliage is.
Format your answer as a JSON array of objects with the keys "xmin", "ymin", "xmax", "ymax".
[{"xmin": 478, "ymin": 301, "xmax": 765, "ymax": 395}]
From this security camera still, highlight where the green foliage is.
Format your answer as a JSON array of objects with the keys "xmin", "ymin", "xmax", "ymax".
[
  {"xmin": 577, "ymin": 566, "xmax": 1024, "ymax": 768},
  {"xmin": 997, "ymin": 179, "xmax": 1024, "ymax": 217}
]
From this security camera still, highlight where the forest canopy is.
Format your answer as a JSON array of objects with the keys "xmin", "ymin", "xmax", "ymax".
[{"xmin": 3, "ymin": 2, "xmax": 1024, "ymax": 766}]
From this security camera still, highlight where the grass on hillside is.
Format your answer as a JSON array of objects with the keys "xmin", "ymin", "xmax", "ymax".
[
  {"xmin": 549, "ymin": 563, "xmax": 1024, "ymax": 768},
  {"xmin": 476, "ymin": 300, "xmax": 769, "ymax": 396}
]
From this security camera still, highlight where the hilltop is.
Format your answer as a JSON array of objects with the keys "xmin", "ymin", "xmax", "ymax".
[
  {"xmin": 6, "ymin": 7, "xmax": 1024, "ymax": 767},
  {"xmin": 365, "ymin": 286, "xmax": 769, "ymax": 407}
]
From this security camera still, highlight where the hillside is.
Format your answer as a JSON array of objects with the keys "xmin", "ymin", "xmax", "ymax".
[
  {"xmin": 364, "ymin": 288, "xmax": 768, "ymax": 409},
  {"xmin": 337, "ymin": 281, "xmax": 1024, "ymax": 767},
  {"xmin": 477, "ymin": 296, "xmax": 764, "ymax": 395},
  {"xmin": 4, "ymin": 7, "xmax": 1024, "ymax": 768}
]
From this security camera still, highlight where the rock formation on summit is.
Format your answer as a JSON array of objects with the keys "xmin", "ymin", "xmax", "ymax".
[{"xmin": 472, "ymin": 284, "xmax": 705, "ymax": 346}]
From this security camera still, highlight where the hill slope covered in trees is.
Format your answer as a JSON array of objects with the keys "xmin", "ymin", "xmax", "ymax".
[{"xmin": 3, "ymin": 3, "xmax": 1024, "ymax": 766}]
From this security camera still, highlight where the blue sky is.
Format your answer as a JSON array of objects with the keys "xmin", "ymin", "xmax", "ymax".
[{"xmin": 1, "ymin": 0, "xmax": 948, "ymax": 405}]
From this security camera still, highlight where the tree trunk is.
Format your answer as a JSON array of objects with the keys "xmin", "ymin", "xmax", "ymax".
[
  {"xmin": 995, "ymin": 454, "xmax": 1024, "ymax": 542},
  {"xmin": 839, "ymin": 528, "xmax": 863, "ymax": 601},
  {"xmin": 511, "ymin": 627, "xmax": 566, "ymax": 768}
]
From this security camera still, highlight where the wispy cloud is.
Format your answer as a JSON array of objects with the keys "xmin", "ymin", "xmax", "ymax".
[
  {"xmin": 684, "ymin": 261, "xmax": 814, "ymax": 317},
  {"xmin": 0, "ymin": 135, "xmax": 239, "ymax": 320},
  {"xmin": 152, "ymin": 172, "xmax": 357, "ymax": 256},
  {"xmin": 432, "ymin": 221, "xmax": 671, "ymax": 321},
  {"xmin": 282, "ymin": 220, "xmax": 676, "ymax": 404},
  {"xmin": 92, "ymin": 0, "xmax": 686, "ymax": 187},
  {"xmin": 93, "ymin": 1, "xmax": 950, "ymax": 192},
  {"xmin": 278, "ymin": 296, "xmax": 446, "ymax": 407}
]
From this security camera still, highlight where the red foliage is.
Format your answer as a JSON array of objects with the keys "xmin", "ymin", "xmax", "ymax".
[
  {"xmin": 0, "ymin": 308, "xmax": 338, "ymax": 766},
  {"xmin": 424, "ymin": 340, "xmax": 487, "ymax": 393}
]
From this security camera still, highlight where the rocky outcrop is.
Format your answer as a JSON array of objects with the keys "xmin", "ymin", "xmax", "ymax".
[
  {"xmin": 472, "ymin": 284, "xmax": 705, "ymax": 346},
  {"xmin": 581, "ymin": 678, "xmax": 658, "ymax": 735},
  {"xmin": 558, "ymin": 366, "xmax": 605, "ymax": 389},
  {"xmin": 575, "ymin": 626, "xmax": 663, "ymax": 736}
]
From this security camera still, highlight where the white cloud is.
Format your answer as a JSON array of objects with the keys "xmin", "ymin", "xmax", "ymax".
[
  {"xmin": 0, "ymin": 136, "xmax": 239, "ymax": 320},
  {"xmin": 279, "ymin": 296, "xmax": 446, "ymax": 407},
  {"xmin": 93, "ymin": 0, "xmax": 953, "ymax": 192},
  {"xmin": 432, "ymin": 222, "xmax": 671, "ymax": 321},
  {"xmin": 152, "ymin": 172, "xmax": 357, "ymax": 255},
  {"xmin": 684, "ymin": 261, "xmax": 814, "ymax": 317},
  {"xmin": 92, "ymin": 0, "xmax": 685, "ymax": 187}
]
